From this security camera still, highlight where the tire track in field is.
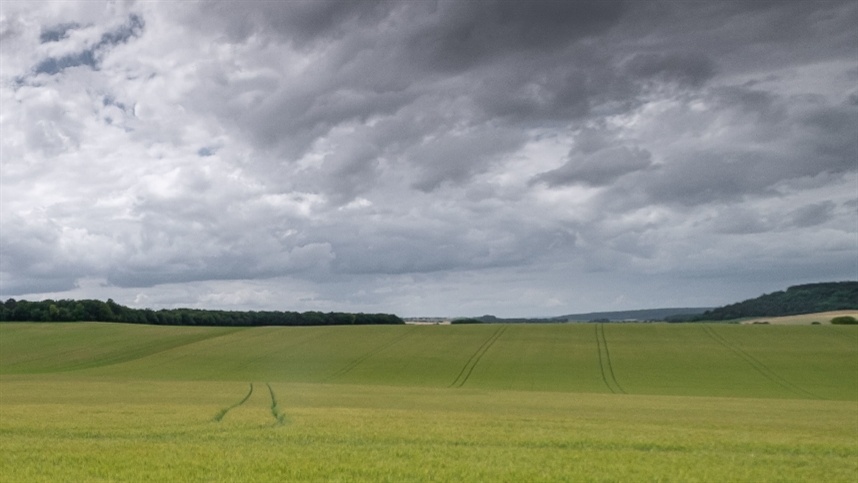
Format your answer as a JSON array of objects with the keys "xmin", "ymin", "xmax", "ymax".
[
  {"xmin": 213, "ymin": 382, "xmax": 254, "ymax": 422},
  {"xmin": 325, "ymin": 330, "xmax": 414, "ymax": 382},
  {"xmin": 266, "ymin": 383, "xmax": 287, "ymax": 425},
  {"xmin": 449, "ymin": 325, "xmax": 508, "ymax": 388},
  {"xmin": 700, "ymin": 325, "xmax": 821, "ymax": 399},
  {"xmin": 595, "ymin": 324, "xmax": 626, "ymax": 394}
]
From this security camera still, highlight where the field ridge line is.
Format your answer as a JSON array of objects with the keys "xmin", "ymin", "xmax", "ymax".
[
  {"xmin": 595, "ymin": 324, "xmax": 625, "ymax": 394},
  {"xmin": 449, "ymin": 325, "xmax": 507, "ymax": 388},
  {"xmin": 700, "ymin": 325, "xmax": 820, "ymax": 399},
  {"xmin": 213, "ymin": 382, "xmax": 254, "ymax": 422}
]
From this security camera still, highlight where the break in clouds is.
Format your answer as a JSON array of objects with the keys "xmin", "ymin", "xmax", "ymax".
[{"xmin": 1, "ymin": 0, "xmax": 856, "ymax": 316}]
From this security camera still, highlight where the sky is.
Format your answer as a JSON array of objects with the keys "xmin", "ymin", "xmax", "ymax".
[{"xmin": 1, "ymin": 0, "xmax": 856, "ymax": 317}]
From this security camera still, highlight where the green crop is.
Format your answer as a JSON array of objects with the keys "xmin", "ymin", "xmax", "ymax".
[{"xmin": 1, "ymin": 322, "xmax": 856, "ymax": 481}]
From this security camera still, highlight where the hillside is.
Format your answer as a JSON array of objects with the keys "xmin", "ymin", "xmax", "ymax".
[
  {"xmin": 685, "ymin": 281, "xmax": 858, "ymax": 321},
  {"xmin": 476, "ymin": 282, "xmax": 856, "ymax": 323}
]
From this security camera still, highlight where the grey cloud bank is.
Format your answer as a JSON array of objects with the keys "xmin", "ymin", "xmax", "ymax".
[{"xmin": 1, "ymin": 0, "xmax": 856, "ymax": 317}]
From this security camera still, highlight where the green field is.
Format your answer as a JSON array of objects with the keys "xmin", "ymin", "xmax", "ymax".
[{"xmin": 1, "ymin": 322, "xmax": 856, "ymax": 481}]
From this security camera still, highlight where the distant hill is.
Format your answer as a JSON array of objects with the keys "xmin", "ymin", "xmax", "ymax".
[
  {"xmin": 473, "ymin": 307, "xmax": 710, "ymax": 324},
  {"xmin": 684, "ymin": 281, "xmax": 858, "ymax": 321},
  {"xmin": 556, "ymin": 307, "xmax": 711, "ymax": 322},
  {"xmin": 474, "ymin": 282, "xmax": 858, "ymax": 323}
]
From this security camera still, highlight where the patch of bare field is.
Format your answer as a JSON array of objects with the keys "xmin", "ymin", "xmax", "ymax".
[{"xmin": 740, "ymin": 310, "xmax": 858, "ymax": 325}]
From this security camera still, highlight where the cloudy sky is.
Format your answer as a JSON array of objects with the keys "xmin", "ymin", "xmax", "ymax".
[{"xmin": 1, "ymin": 0, "xmax": 856, "ymax": 317}]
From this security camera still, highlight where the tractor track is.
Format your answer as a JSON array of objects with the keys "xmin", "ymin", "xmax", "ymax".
[
  {"xmin": 595, "ymin": 324, "xmax": 625, "ymax": 394},
  {"xmin": 700, "ymin": 325, "xmax": 820, "ymax": 399},
  {"xmin": 52, "ymin": 327, "xmax": 247, "ymax": 373},
  {"xmin": 325, "ymin": 330, "xmax": 413, "ymax": 382},
  {"xmin": 266, "ymin": 383, "xmax": 287, "ymax": 425},
  {"xmin": 449, "ymin": 325, "xmax": 508, "ymax": 388},
  {"xmin": 213, "ymin": 382, "xmax": 254, "ymax": 422}
]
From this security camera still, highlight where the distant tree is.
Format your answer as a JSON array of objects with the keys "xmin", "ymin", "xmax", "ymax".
[
  {"xmin": 831, "ymin": 316, "xmax": 857, "ymax": 325},
  {"xmin": 451, "ymin": 318, "xmax": 483, "ymax": 324},
  {"xmin": 71, "ymin": 303, "xmax": 86, "ymax": 320}
]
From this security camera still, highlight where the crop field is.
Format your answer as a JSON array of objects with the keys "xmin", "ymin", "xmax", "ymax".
[
  {"xmin": 739, "ymin": 310, "xmax": 858, "ymax": 325},
  {"xmin": 1, "ymin": 322, "xmax": 856, "ymax": 481}
]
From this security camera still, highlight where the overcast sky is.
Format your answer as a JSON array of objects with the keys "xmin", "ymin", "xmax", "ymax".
[{"xmin": 1, "ymin": 0, "xmax": 856, "ymax": 317}]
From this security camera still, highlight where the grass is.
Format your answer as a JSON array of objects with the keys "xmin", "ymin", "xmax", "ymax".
[{"xmin": 1, "ymin": 321, "xmax": 856, "ymax": 481}]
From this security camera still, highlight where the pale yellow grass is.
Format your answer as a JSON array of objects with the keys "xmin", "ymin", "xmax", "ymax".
[{"xmin": 740, "ymin": 310, "xmax": 858, "ymax": 325}]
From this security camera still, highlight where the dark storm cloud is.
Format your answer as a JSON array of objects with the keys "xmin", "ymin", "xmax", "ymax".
[
  {"xmin": 197, "ymin": 0, "xmax": 388, "ymax": 45},
  {"xmin": 618, "ymin": 0, "xmax": 858, "ymax": 71},
  {"xmin": 622, "ymin": 52, "xmax": 716, "ymax": 88},
  {"xmin": 199, "ymin": 0, "xmax": 627, "ymax": 57},
  {"xmin": 188, "ymin": 0, "xmax": 632, "ymax": 165},
  {"xmin": 184, "ymin": 0, "xmax": 760, "ymax": 199},
  {"xmin": 637, "ymin": 107, "xmax": 857, "ymax": 207},
  {"xmin": 706, "ymin": 201, "xmax": 839, "ymax": 235},
  {"xmin": 787, "ymin": 201, "xmax": 836, "ymax": 229},
  {"xmin": 401, "ymin": 0, "xmax": 626, "ymax": 73}
]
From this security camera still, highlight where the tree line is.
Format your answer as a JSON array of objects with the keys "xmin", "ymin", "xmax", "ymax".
[{"xmin": 0, "ymin": 298, "xmax": 404, "ymax": 326}]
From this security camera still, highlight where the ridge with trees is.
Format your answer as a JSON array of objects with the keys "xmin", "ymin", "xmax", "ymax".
[{"xmin": 671, "ymin": 282, "xmax": 858, "ymax": 321}]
